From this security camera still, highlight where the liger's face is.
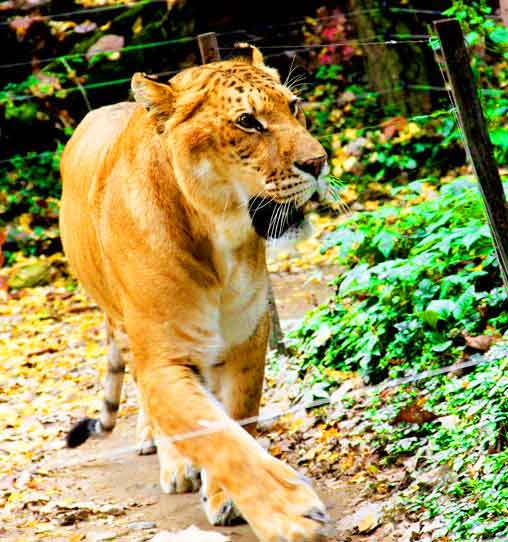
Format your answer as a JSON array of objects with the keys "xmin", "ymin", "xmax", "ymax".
[{"xmin": 196, "ymin": 64, "xmax": 328, "ymax": 239}]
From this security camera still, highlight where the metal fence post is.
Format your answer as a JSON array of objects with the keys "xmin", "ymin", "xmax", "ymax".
[{"xmin": 434, "ymin": 18, "xmax": 508, "ymax": 291}]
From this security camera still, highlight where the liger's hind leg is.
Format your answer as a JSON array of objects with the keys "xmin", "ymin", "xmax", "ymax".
[
  {"xmin": 67, "ymin": 318, "xmax": 126, "ymax": 447},
  {"xmin": 98, "ymin": 322, "xmax": 125, "ymax": 431},
  {"xmin": 135, "ymin": 387, "xmax": 157, "ymax": 455}
]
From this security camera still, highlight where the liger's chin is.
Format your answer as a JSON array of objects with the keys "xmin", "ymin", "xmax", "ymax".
[
  {"xmin": 247, "ymin": 196, "xmax": 303, "ymax": 240},
  {"xmin": 267, "ymin": 217, "xmax": 313, "ymax": 255},
  {"xmin": 247, "ymin": 195, "xmax": 314, "ymax": 251}
]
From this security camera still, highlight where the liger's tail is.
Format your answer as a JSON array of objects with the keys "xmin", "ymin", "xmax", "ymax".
[{"xmin": 66, "ymin": 324, "xmax": 125, "ymax": 448}]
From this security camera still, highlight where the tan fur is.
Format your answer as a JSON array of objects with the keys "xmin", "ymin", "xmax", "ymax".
[{"xmin": 60, "ymin": 50, "xmax": 328, "ymax": 541}]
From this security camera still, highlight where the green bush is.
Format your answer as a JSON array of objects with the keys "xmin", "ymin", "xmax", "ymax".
[
  {"xmin": 0, "ymin": 147, "xmax": 63, "ymax": 262},
  {"xmin": 355, "ymin": 345, "xmax": 508, "ymax": 541},
  {"xmin": 292, "ymin": 178, "xmax": 508, "ymax": 382}
]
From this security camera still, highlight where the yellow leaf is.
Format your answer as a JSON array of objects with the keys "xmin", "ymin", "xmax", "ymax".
[{"xmin": 133, "ymin": 16, "xmax": 143, "ymax": 35}]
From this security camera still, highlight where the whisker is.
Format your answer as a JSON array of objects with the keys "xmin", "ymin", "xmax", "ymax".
[
  {"xmin": 286, "ymin": 80, "xmax": 309, "ymax": 91},
  {"xmin": 270, "ymin": 201, "xmax": 285, "ymax": 240},
  {"xmin": 248, "ymin": 195, "xmax": 275, "ymax": 220},
  {"xmin": 285, "ymin": 71, "xmax": 304, "ymax": 87},
  {"xmin": 266, "ymin": 203, "xmax": 277, "ymax": 240},
  {"xmin": 327, "ymin": 188, "xmax": 351, "ymax": 216},
  {"xmin": 287, "ymin": 80, "xmax": 308, "ymax": 95},
  {"xmin": 283, "ymin": 55, "xmax": 297, "ymax": 88},
  {"xmin": 239, "ymin": 191, "xmax": 263, "ymax": 210},
  {"xmin": 286, "ymin": 72, "xmax": 306, "ymax": 88},
  {"xmin": 277, "ymin": 201, "xmax": 289, "ymax": 238},
  {"xmin": 271, "ymin": 203, "xmax": 283, "ymax": 240}
]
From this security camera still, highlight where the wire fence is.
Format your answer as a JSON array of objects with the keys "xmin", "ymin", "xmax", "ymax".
[
  {"xmin": 0, "ymin": 36, "xmax": 195, "ymax": 70},
  {"xmin": 0, "ymin": 30, "xmax": 481, "ymax": 166},
  {"xmin": 17, "ymin": 351, "xmax": 506, "ymax": 475},
  {"xmin": 0, "ymin": 103, "xmax": 455, "ymax": 167},
  {"xmin": 1, "ymin": 26, "xmax": 503, "ymax": 168},
  {"xmin": 0, "ymin": 35, "xmax": 442, "ymax": 103},
  {"xmin": 0, "ymin": 31, "xmax": 435, "ymax": 73},
  {"xmin": 0, "ymin": 4, "xmax": 450, "ymax": 27},
  {"xmin": 0, "ymin": 3, "xmax": 455, "ymax": 74}
]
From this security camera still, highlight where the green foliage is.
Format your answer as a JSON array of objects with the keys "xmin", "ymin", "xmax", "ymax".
[
  {"xmin": 350, "ymin": 345, "xmax": 508, "ymax": 541},
  {"xmin": 0, "ymin": 147, "xmax": 63, "ymax": 262},
  {"xmin": 444, "ymin": 0, "xmax": 494, "ymax": 36},
  {"xmin": 293, "ymin": 178, "xmax": 508, "ymax": 382},
  {"xmin": 0, "ymin": 147, "xmax": 62, "ymax": 220},
  {"xmin": 292, "ymin": 176, "xmax": 508, "ymax": 539}
]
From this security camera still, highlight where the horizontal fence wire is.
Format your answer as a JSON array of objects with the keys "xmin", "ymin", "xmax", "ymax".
[
  {"xmin": 390, "ymin": 7, "xmax": 444, "ymax": 15},
  {"xmin": 0, "ymin": 4, "xmax": 447, "ymax": 27},
  {"xmin": 317, "ymin": 108, "xmax": 457, "ymax": 141},
  {"xmin": 0, "ymin": 68, "xmax": 180, "ymax": 105},
  {"xmin": 13, "ymin": 353, "xmax": 504, "ymax": 476},
  {"xmin": 0, "ymin": 36, "xmax": 195, "ymax": 70},
  {"xmin": 0, "ymin": 36, "xmax": 435, "ymax": 103},
  {"xmin": 220, "ymin": 37, "xmax": 432, "ymax": 52}
]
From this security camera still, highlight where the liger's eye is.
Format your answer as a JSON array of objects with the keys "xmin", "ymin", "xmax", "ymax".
[{"xmin": 235, "ymin": 113, "xmax": 265, "ymax": 133}]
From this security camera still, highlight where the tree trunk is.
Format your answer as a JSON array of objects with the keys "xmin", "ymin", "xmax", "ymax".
[{"xmin": 348, "ymin": 0, "xmax": 433, "ymax": 115}]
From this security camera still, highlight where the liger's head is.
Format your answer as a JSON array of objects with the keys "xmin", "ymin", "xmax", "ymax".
[{"xmin": 131, "ymin": 44, "xmax": 328, "ymax": 240}]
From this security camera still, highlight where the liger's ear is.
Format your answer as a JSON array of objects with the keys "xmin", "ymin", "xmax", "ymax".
[
  {"xmin": 233, "ymin": 43, "xmax": 281, "ymax": 83},
  {"xmin": 131, "ymin": 72, "xmax": 175, "ymax": 132}
]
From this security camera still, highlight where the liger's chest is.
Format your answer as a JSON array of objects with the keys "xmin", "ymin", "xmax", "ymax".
[{"xmin": 214, "ymin": 244, "xmax": 268, "ymax": 350}]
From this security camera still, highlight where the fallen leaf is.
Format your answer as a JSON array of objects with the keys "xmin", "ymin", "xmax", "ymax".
[
  {"xmin": 394, "ymin": 398, "xmax": 437, "ymax": 425},
  {"xmin": 8, "ymin": 261, "xmax": 52, "ymax": 289},
  {"xmin": 462, "ymin": 331, "xmax": 499, "ymax": 352},
  {"xmin": 127, "ymin": 521, "xmax": 156, "ymax": 530},
  {"xmin": 336, "ymin": 502, "xmax": 384, "ymax": 535},
  {"xmin": 8, "ymin": 14, "xmax": 46, "ymax": 40},
  {"xmin": 74, "ymin": 20, "xmax": 97, "ymax": 34},
  {"xmin": 86, "ymin": 532, "xmax": 117, "ymax": 542},
  {"xmin": 381, "ymin": 116, "xmax": 407, "ymax": 139}
]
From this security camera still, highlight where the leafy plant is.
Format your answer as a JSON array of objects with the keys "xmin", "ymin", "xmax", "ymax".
[
  {"xmin": 0, "ymin": 146, "xmax": 63, "ymax": 262},
  {"xmin": 292, "ymin": 178, "xmax": 508, "ymax": 382}
]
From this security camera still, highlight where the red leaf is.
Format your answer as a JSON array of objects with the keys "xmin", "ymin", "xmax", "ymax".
[
  {"xmin": 394, "ymin": 401, "xmax": 437, "ymax": 424},
  {"xmin": 462, "ymin": 331, "xmax": 499, "ymax": 352},
  {"xmin": 381, "ymin": 116, "xmax": 407, "ymax": 139}
]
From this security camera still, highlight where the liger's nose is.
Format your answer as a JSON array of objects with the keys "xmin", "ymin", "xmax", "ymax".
[{"xmin": 294, "ymin": 155, "xmax": 327, "ymax": 179}]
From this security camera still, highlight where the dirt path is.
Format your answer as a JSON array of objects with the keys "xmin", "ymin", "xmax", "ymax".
[{"xmin": 49, "ymin": 413, "xmax": 365, "ymax": 542}]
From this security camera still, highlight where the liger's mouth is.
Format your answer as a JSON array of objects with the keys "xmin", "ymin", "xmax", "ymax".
[{"xmin": 248, "ymin": 196, "xmax": 307, "ymax": 240}]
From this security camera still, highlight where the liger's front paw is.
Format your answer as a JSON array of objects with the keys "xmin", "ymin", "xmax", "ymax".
[{"xmin": 235, "ymin": 456, "xmax": 330, "ymax": 542}]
